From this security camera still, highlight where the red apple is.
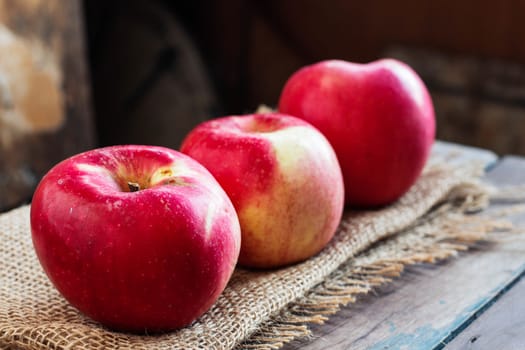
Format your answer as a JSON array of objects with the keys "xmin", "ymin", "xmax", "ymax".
[
  {"xmin": 278, "ymin": 59, "xmax": 435, "ymax": 207},
  {"xmin": 30, "ymin": 145, "xmax": 241, "ymax": 333},
  {"xmin": 180, "ymin": 113, "xmax": 344, "ymax": 268}
]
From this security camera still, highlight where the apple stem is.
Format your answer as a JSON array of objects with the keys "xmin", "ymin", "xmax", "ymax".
[{"xmin": 127, "ymin": 182, "xmax": 140, "ymax": 192}]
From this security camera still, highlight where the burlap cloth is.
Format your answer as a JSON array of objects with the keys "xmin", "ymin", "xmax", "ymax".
[{"xmin": 0, "ymin": 159, "xmax": 506, "ymax": 350}]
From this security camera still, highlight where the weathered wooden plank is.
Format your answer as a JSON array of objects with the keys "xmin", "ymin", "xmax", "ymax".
[
  {"xmin": 281, "ymin": 156, "xmax": 525, "ymax": 350},
  {"xmin": 431, "ymin": 140, "xmax": 498, "ymax": 169},
  {"xmin": 444, "ymin": 274, "xmax": 525, "ymax": 350},
  {"xmin": 443, "ymin": 156, "xmax": 525, "ymax": 349},
  {"xmin": 484, "ymin": 156, "xmax": 525, "ymax": 187}
]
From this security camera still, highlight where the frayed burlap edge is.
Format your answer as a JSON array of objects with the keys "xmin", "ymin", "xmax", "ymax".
[
  {"xmin": 236, "ymin": 182, "xmax": 515, "ymax": 350},
  {"xmin": 1, "ymin": 161, "xmax": 519, "ymax": 350}
]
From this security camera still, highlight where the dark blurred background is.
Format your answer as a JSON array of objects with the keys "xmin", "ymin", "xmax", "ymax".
[
  {"xmin": 1, "ymin": 0, "xmax": 525, "ymax": 211},
  {"xmin": 86, "ymin": 0, "xmax": 525, "ymax": 152}
]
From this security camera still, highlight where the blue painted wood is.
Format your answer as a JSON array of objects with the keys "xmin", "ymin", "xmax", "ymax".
[
  {"xmin": 445, "ymin": 273, "xmax": 525, "ymax": 349},
  {"xmin": 282, "ymin": 155, "xmax": 525, "ymax": 350}
]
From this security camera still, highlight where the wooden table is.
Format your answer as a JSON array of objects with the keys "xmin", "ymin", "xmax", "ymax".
[{"xmin": 282, "ymin": 142, "xmax": 525, "ymax": 350}]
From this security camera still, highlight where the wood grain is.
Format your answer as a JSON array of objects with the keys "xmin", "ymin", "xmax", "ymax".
[
  {"xmin": 443, "ymin": 156, "xmax": 525, "ymax": 349},
  {"xmin": 445, "ymin": 275, "xmax": 525, "ymax": 350},
  {"xmin": 281, "ymin": 153, "xmax": 525, "ymax": 349}
]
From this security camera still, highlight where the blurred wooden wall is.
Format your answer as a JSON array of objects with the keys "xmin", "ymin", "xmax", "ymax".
[
  {"xmin": 174, "ymin": 0, "xmax": 525, "ymax": 111},
  {"xmin": 85, "ymin": 0, "xmax": 218, "ymax": 149},
  {"xmin": 0, "ymin": 0, "xmax": 94, "ymax": 212},
  {"xmin": 12, "ymin": 0, "xmax": 525, "ymax": 212},
  {"xmin": 161, "ymin": 0, "xmax": 525, "ymax": 155}
]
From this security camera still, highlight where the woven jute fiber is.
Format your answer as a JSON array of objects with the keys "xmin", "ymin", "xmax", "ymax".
[{"xmin": 0, "ymin": 160, "xmax": 503, "ymax": 350}]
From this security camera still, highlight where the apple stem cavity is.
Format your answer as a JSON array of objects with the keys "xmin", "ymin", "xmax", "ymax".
[{"xmin": 128, "ymin": 182, "xmax": 141, "ymax": 192}]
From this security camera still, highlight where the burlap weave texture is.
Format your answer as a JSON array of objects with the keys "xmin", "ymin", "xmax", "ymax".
[{"xmin": 0, "ymin": 162, "xmax": 491, "ymax": 350}]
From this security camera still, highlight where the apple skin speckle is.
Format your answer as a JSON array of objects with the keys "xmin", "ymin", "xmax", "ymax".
[
  {"xmin": 279, "ymin": 59, "xmax": 435, "ymax": 207},
  {"xmin": 30, "ymin": 145, "xmax": 240, "ymax": 333},
  {"xmin": 181, "ymin": 113, "xmax": 344, "ymax": 268}
]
